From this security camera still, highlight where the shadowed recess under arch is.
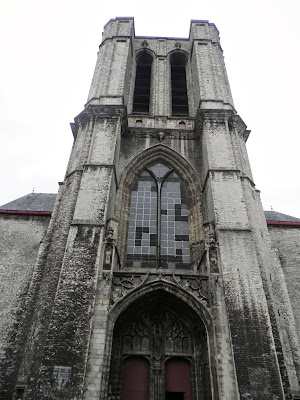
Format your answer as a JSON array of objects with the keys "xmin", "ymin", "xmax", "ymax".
[{"xmin": 108, "ymin": 289, "xmax": 212, "ymax": 400}]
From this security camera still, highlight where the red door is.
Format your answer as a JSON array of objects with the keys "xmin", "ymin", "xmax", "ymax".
[
  {"xmin": 165, "ymin": 359, "xmax": 192, "ymax": 400},
  {"xmin": 121, "ymin": 357, "xmax": 150, "ymax": 400}
]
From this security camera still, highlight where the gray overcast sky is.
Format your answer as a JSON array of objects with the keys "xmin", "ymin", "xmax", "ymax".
[{"xmin": 1, "ymin": 0, "xmax": 299, "ymax": 217}]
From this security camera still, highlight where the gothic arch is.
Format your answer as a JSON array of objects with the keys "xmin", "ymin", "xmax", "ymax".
[
  {"xmin": 116, "ymin": 145, "xmax": 203, "ymax": 268},
  {"xmin": 135, "ymin": 47, "xmax": 156, "ymax": 60},
  {"xmin": 110, "ymin": 280, "xmax": 212, "ymax": 329},
  {"xmin": 167, "ymin": 49, "xmax": 189, "ymax": 65},
  {"xmin": 105, "ymin": 284, "xmax": 217, "ymax": 400}
]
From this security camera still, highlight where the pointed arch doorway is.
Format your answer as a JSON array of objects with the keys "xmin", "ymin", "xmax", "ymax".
[{"xmin": 108, "ymin": 290, "xmax": 212, "ymax": 400}]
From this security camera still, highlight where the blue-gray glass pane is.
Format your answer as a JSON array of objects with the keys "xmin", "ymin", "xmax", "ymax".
[
  {"xmin": 148, "ymin": 163, "xmax": 171, "ymax": 180},
  {"xmin": 160, "ymin": 171, "xmax": 190, "ymax": 269},
  {"xmin": 125, "ymin": 171, "xmax": 157, "ymax": 269}
]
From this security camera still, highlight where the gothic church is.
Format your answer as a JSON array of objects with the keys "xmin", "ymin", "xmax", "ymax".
[{"xmin": 0, "ymin": 17, "xmax": 299, "ymax": 400}]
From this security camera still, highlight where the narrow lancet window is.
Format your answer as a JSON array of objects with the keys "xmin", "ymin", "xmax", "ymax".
[
  {"xmin": 170, "ymin": 54, "xmax": 189, "ymax": 116},
  {"xmin": 126, "ymin": 162, "xmax": 190, "ymax": 269},
  {"xmin": 132, "ymin": 52, "xmax": 152, "ymax": 114}
]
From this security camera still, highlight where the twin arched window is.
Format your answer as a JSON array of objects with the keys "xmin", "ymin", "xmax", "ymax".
[
  {"xmin": 132, "ymin": 52, "xmax": 189, "ymax": 116},
  {"xmin": 125, "ymin": 162, "xmax": 191, "ymax": 269}
]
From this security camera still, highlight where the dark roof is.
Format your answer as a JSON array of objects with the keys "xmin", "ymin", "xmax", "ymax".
[
  {"xmin": 264, "ymin": 210, "xmax": 300, "ymax": 223},
  {"xmin": 0, "ymin": 193, "xmax": 57, "ymax": 212}
]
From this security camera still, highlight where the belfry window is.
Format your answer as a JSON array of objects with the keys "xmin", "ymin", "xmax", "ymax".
[
  {"xmin": 125, "ymin": 162, "xmax": 190, "ymax": 269},
  {"xmin": 170, "ymin": 54, "xmax": 189, "ymax": 116},
  {"xmin": 132, "ymin": 52, "xmax": 153, "ymax": 114}
]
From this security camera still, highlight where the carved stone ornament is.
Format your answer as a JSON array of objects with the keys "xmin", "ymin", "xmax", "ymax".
[
  {"xmin": 203, "ymin": 223, "xmax": 219, "ymax": 273},
  {"xmin": 175, "ymin": 41, "xmax": 182, "ymax": 48},
  {"xmin": 104, "ymin": 245, "xmax": 113, "ymax": 267},
  {"xmin": 105, "ymin": 228, "xmax": 114, "ymax": 242},
  {"xmin": 110, "ymin": 272, "xmax": 209, "ymax": 308},
  {"xmin": 105, "ymin": 219, "xmax": 117, "ymax": 242},
  {"xmin": 157, "ymin": 131, "xmax": 164, "ymax": 142},
  {"xmin": 124, "ymin": 320, "xmax": 150, "ymax": 352},
  {"xmin": 209, "ymin": 247, "xmax": 219, "ymax": 273},
  {"xmin": 141, "ymin": 39, "xmax": 149, "ymax": 48}
]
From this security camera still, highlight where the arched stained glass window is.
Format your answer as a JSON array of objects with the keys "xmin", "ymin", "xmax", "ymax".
[{"xmin": 126, "ymin": 162, "xmax": 190, "ymax": 269}]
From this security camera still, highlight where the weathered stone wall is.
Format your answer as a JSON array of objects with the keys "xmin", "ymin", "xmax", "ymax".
[
  {"xmin": 268, "ymin": 226, "xmax": 300, "ymax": 335},
  {"xmin": 0, "ymin": 214, "xmax": 50, "ymax": 394},
  {"xmin": 88, "ymin": 18, "xmax": 134, "ymax": 106},
  {"xmin": 240, "ymin": 180, "xmax": 300, "ymax": 396}
]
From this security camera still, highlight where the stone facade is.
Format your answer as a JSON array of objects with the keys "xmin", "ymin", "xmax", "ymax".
[
  {"xmin": 0, "ymin": 17, "xmax": 299, "ymax": 400},
  {"xmin": 268, "ymin": 224, "xmax": 300, "ymax": 345},
  {"xmin": 0, "ymin": 214, "xmax": 51, "ymax": 389}
]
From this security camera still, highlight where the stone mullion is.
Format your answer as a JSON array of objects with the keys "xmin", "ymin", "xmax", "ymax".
[
  {"xmin": 152, "ymin": 55, "xmax": 168, "ymax": 116},
  {"xmin": 157, "ymin": 180, "xmax": 161, "ymax": 268},
  {"xmin": 152, "ymin": 361, "xmax": 163, "ymax": 400}
]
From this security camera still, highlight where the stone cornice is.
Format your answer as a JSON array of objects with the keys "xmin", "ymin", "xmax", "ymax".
[
  {"xmin": 72, "ymin": 104, "xmax": 128, "ymax": 136},
  {"xmin": 228, "ymin": 114, "xmax": 250, "ymax": 142},
  {"xmin": 124, "ymin": 128, "xmax": 198, "ymax": 140},
  {"xmin": 71, "ymin": 220, "xmax": 104, "ymax": 227}
]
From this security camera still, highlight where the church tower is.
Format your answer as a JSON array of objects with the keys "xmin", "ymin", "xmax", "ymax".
[{"xmin": 2, "ymin": 17, "xmax": 299, "ymax": 400}]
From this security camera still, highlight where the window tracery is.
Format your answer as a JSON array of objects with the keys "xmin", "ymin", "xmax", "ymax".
[
  {"xmin": 125, "ymin": 162, "xmax": 191, "ymax": 269},
  {"xmin": 124, "ymin": 321, "xmax": 150, "ymax": 352}
]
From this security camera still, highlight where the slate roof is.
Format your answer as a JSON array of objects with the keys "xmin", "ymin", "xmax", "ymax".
[
  {"xmin": 264, "ymin": 210, "xmax": 300, "ymax": 223},
  {"xmin": 0, "ymin": 193, "xmax": 57, "ymax": 213}
]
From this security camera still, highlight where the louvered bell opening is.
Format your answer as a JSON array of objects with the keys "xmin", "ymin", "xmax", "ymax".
[
  {"xmin": 132, "ymin": 53, "xmax": 153, "ymax": 114},
  {"xmin": 170, "ymin": 54, "xmax": 189, "ymax": 116}
]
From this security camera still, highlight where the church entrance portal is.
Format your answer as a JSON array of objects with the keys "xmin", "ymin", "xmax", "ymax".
[{"xmin": 108, "ymin": 290, "xmax": 211, "ymax": 400}]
